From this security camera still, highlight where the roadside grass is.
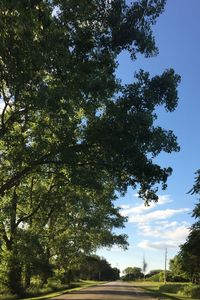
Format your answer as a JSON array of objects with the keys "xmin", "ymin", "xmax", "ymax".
[
  {"xmin": 132, "ymin": 281, "xmax": 200, "ymax": 300},
  {"xmin": 0, "ymin": 294, "xmax": 17, "ymax": 300},
  {"xmin": 0, "ymin": 280, "xmax": 104, "ymax": 300}
]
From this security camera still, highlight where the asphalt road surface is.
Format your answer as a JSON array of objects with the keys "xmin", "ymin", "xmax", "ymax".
[{"xmin": 51, "ymin": 281, "xmax": 157, "ymax": 300}]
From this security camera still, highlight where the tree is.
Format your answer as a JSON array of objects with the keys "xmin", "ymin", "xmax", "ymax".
[
  {"xmin": 123, "ymin": 267, "xmax": 143, "ymax": 281},
  {"xmin": 146, "ymin": 269, "xmax": 163, "ymax": 277},
  {"xmin": 0, "ymin": 174, "xmax": 127, "ymax": 292},
  {"xmin": 180, "ymin": 230, "xmax": 200, "ymax": 284},
  {"xmin": 178, "ymin": 170, "xmax": 200, "ymax": 284},
  {"xmin": 80, "ymin": 255, "xmax": 120, "ymax": 281},
  {"xmin": 169, "ymin": 255, "xmax": 189, "ymax": 282},
  {"xmin": 144, "ymin": 269, "xmax": 162, "ymax": 282},
  {"xmin": 0, "ymin": 0, "xmax": 180, "ymax": 294}
]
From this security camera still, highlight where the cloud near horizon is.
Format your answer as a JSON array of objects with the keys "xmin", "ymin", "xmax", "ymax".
[
  {"xmin": 120, "ymin": 194, "xmax": 190, "ymax": 224},
  {"xmin": 128, "ymin": 208, "xmax": 190, "ymax": 223},
  {"xmin": 138, "ymin": 221, "xmax": 190, "ymax": 245},
  {"xmin": 120, "ymin": 195, "xmax": 174, "ymax": 217},
  {"xmin": 138, "ymin": 240, "xmax": 178, "ymax": 250},
  {"xmin": 120, "ymin": 194, "xmax": 191, "ymax": 250}
]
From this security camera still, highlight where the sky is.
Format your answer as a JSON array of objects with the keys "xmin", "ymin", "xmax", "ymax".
[{"xmin": 97, "ymin": 0, "xmax": 200, "ymax": 274}]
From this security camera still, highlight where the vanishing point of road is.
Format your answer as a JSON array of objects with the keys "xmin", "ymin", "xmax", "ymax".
[{"xmin": 51, "ymin": 281, "xmax": 157, "ymax": 300}]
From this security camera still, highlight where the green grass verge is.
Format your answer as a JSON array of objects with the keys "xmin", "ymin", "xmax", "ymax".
[
  {"xmin": 131, "ymin": 281, "xmax": 192, "ymax": 300},
  {"xmin": 0, "ymin": 280, "xmax": 105, "ymax": 300},
  {"xmin": 22, "ymin": 280, "xmax": 105, "ymax": 300}
]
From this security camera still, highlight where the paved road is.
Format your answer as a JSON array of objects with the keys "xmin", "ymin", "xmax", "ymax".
[{"xmin": 51, "ymin": 281, "xmax": 157, "ymax": 300}]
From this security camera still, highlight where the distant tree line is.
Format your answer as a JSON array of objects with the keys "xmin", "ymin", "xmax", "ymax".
[
  {"xmin": 52, "ymin": 254, "xmax": 120, "ymax": 284},
  {"xmin": 79, "ymin": 255, "xmax": 120, "ymax": 281},
  {"xmin": 122, "ymin": 267, "xmax": 144, "ymax": 281}
]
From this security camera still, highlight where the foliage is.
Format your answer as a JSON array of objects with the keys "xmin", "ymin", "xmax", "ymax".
[
  {"xmin": 145, "ymin": 270, "xmax": 186, "ymax": 283},
  {"xmin": 0, "ymin": 0, "xmax": 180, "ymax": 295},
  {"xmin": 19, "ymin": 280, "xmax": 98, "ymax": 300},
  {"xmin": 178, "ymin": 284, "xmax": 200, "ymax": 299},
  {"xmin": 146, "ymin": 270, "xmax": 168, "ymax": 282},
  {"xmin": 145, "ymin": 271, "xmax": 163, "ymax": 282},
  {"xmin": 177, "ymin": 170, "xmax": 200, "ymax": 284},
  {"xmin": 145, "ymin": 269, "xmax": 163, "ymax": 278},
  {"xmin": 169, "ymin": 255, "xmax": 189, "ymax": 282},
  {"xmin": 79, "ymin": 255, "xmax": 120, "ymax": 281},
  {"xmin": 163, "ymin": 171, "xmax": 200, "ymax": 286},
  {"xmin": 133, "ymin": 281, "xmax": 200, "ymax": 300},
  {"xmin": 159, "ymin": 283, "xmax": 200, "ymax": 299},
  {"xmin": 159, "ymin": 283, "xmax": 186, "ymax": 293},
  {"xmin": 122, "ymin": 267, "xmax": 143, "ymax": 281}
]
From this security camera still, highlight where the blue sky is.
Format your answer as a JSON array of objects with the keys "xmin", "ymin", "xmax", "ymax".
[{"xmin": 97, "ymin": 0, "xmax": 200, "ymax": 274}]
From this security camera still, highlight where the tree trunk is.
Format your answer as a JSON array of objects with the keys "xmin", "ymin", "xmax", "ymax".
[
  {"xmin": 24, "ymin": 264, "xmax": 31, "ymax": 289},
  {"xmin": 6, "ymin": 189, "xmax": 23, "ymax": 295},
  {"xmin": 7, "ymin": 249, "xmax": 23, "ymax": 295}
]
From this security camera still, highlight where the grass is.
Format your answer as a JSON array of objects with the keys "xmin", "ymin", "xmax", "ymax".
[
  {"xmin": 131, "ymin": 281, "xmax": 199, "ymax": 300},
  {"xmin": 22, "ymin": 280, "xmax": 105, "ymax": 300},
  {"xmin": 0, "ymin": 280, "xmax": 104, "ymax": 300},
  {"xmin": 0, "ymin": 295, "xmax": 18, "ymax": 300}
]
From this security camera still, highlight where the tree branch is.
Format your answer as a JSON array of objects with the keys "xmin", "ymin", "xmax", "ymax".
[
  {"xmin": 16, "ymin": 201, "xmax": 42, "ymax": 227},
  {"xmin": 0, "ymin": 221, "xmax": 11, "ymax": 249},
  {"xmin": 0, "ymin": 143, "xmax": 110, "ymax": 196}
]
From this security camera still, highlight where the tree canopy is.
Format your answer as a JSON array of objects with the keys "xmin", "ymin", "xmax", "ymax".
[
  {"xmin": 122, "ymin": 266, "xmax": 143, "ymax": 281},
  {"xmin": 0, "ymin": 0, "xmax": 180, "ymax": 295}
]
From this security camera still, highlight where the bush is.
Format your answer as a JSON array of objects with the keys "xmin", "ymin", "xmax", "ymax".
[
  {"xmin": 0, "ymin": 294, "xmax": 18, "ymax": 300},
  {"xmin": 159, "ymin": 283, "xmax": 185, "ymax": 294},
  {"xmin": 45, "ymin": 278, "xmax": 62, "ymax": 289},
  {"xmin": 26, "ymin": 285, "xmax": 51, "ymax": 296},
  {"xmin": 146, "ymin": 273, "xmax": 161, "ymax": 282},
  {"xmin": 147, "ymin": 271, "xmax": 167, "ymax": 282},
  {"xmin": 178, "ymin": 285, "xmax": 200, "ymax": 299},
  {"xmin": 159, "ymin": 283, "xmax": 200, "ymax": 299}
]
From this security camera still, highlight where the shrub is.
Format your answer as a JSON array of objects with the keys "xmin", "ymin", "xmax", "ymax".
[
  {"xmin": 159, "ymin": 283, "xmax": 185, "ymax": 294},
  {"xmin": 45, "ymin": 278, "xmax": 62, "ymax": 289},
  {"xmin": 178, "ymin": 285, "xmax": 200, "ymax": 299},
  {"xmin": 146, "ymin": 273, "xmax": 160, "ymax": 282}
]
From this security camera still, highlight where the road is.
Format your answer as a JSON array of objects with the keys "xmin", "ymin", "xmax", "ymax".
[{"xmin": 51, "ymin": 281, "xmax": 157, "ymax": 300}]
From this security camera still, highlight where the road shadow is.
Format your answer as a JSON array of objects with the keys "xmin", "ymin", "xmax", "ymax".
[
  {"xmin": 78, "ymin": 290, "xmax": 149, "ymax": 295},
  {"xmin": 50, "ymin": 288, "xmax": 156, "ymax": 300}
]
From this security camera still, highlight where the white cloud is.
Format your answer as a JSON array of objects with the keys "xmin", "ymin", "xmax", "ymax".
[
  {"xmin": 120, "ymin": 203, "xmax": 153, "ymax": 216},
  {"xmin": 138, "ymin": 240, "xmax": 178, "ymax": 250},
  {"xmin": 129, "ymin": 208, "xmax": 190, "ymax": 223},
  {"xmin": 138, "ymin": 222, "xmax": 190, "ymax": 243},
  {"xmin": 120, "ymin": 195, "xmax": 174, "ymax": 217},
  {"xmin": 120, "ymin": 194, "xmax": 191, "ymax": 252},
  {"xmin": 158, "ymin": 195, "xmax": 173, "ymax": 205},
  {"xmin": 120, "ymin": 204, "xmax": 131, "ymax": 209},
  {"xmin": 165, "ymin": 225, "xmax": 190, "ymax": 242},
  {"xmin": 154, "ymin": 220, "xmax": 178, "ymax": 227}
]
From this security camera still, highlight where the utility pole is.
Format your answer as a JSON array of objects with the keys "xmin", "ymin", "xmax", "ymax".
[{"xmin": 164, "ymin": 248, "xmax": 167, "ymax": 284}]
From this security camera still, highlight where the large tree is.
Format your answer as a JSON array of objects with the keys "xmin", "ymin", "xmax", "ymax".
[
  {"xmin": 0, "ymin": 0, "xmax": 180, "ymax": 294},
  {"xmin": 178, "ymin": 170, "xmax": 200, "ymax": 284},
  {"xmin": 169, "ymin": 255, "xmax": 189, "ymax": 282}
]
